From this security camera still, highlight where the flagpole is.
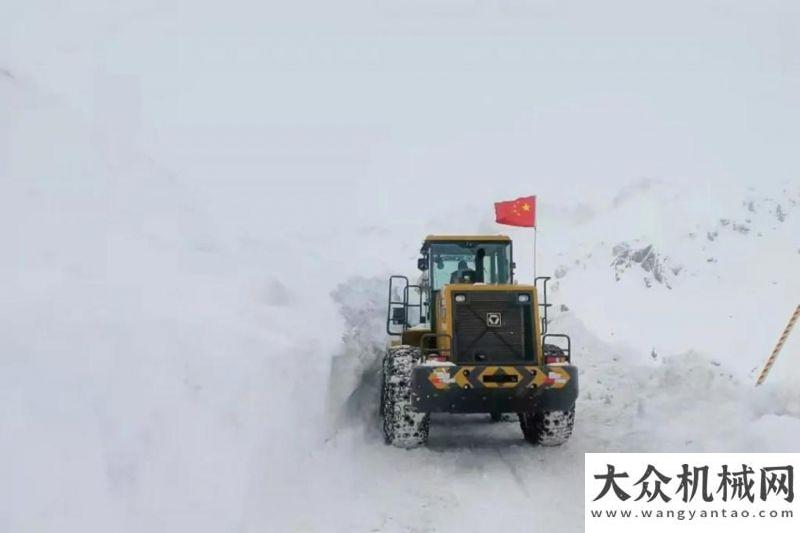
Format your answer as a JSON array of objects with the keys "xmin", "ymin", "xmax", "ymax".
[{"xmin": 533, "ymin": 195, "xmax": 538, "ymax": 281}]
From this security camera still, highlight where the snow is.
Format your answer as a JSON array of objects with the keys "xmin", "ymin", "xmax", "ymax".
[
  {"xmin": 419, "ymin": 361, "xmax": 456, "ymax": 367},
  {"xmin": 2, "ymin": 1, "xmax": 800, "ymax": 532}
]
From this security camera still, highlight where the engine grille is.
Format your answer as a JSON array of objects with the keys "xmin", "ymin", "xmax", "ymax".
[{"xmin": 452, "ymin": 292, "xmax": 530, "ymax": 363}]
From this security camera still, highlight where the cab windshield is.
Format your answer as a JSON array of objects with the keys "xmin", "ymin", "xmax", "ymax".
[{"xmin": 429, "ymin": 242, "xmax": 512, "ymax": 291}]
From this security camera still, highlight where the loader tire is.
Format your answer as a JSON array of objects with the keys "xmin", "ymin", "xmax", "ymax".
[
  {"xmin": 381, "ymin": 346, "xmax": 430, "ymax": 448},
  {"xmin": 519, "ymin": 409, "xmax": 575, "ymax": 446}
]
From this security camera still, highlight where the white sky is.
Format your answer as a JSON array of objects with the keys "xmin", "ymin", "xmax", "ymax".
[{"xmin": 3, "ymin": 1, "xmax": 799, "ymax": 225}]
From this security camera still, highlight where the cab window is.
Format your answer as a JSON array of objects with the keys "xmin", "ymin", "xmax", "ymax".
[{"xmin": 428, "ymin": 242, "xmax": 512, "ymax": 291}]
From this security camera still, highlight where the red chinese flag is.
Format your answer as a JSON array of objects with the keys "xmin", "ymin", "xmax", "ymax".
[{"xmin": 494, "ymin": 195, "xmax": 536, "ymax": 227}]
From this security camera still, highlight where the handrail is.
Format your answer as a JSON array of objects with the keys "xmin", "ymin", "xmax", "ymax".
[
  {"xmin": 387, "ymin": 276, "xmax": 427, "ymax": 335},
  {"xmin": 534, "ymin": 276, "xmax": 552, "ymax": 334},
  {"xmin": 542, "ymin": 333, "xmax": 571, "ymax": 362},
  {"xmin": 386, "ymin": 275, "xmax": 409, "ymax": 336}
]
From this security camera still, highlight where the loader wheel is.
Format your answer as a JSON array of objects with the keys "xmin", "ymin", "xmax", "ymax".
[
  {"xmin": 490, "ymin": 411, "xmax": 503, "ymax": 422},
  {"xmin": 519, "ymin": 409, "xmax": 575, "ymax": 446},
  {"xmin": 381, "ymin": 346, "xmax": 430, "ymax": 448}
]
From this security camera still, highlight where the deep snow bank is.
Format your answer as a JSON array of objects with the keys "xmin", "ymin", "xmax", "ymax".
[
  {"xmin": 326, "ymin": 277, "xmax": 387, "ymax": 434},
  {"xmin": 0, "ymin": 71, "xmax": 330, "ymax": 533}
]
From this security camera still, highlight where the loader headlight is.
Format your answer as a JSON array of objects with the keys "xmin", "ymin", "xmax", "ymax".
[
  {"xmin": 454, "ymin": 294, "xmax": 466, "ymax": 303},
  {"xmin": 517, "ymin": 294, "xmax": 530, "ymax": 303}
]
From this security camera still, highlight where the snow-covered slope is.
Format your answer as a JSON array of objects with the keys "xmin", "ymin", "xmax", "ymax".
[
  {"xmin": 3, "ymin": 1, "xmax": 800, "ymax": 532},
  {"xmin": 546, "ymin": 179, "xmax": 800, "ymax": 372}
]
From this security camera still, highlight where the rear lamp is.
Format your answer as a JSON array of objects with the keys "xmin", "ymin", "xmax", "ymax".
[
  {"xmin": 517, "ymin": 293, "xmax": 530, "ymax": 303},
  {"xmin": 454, "ymin": 294, "xmax": 467, "ymax": 303}
]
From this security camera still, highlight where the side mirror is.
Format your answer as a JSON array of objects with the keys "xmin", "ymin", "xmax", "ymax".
[
  {"xmin": 391, "ymin": 307, "xmax": 406, "ymax": 325},
  {"xmin": 417, "ymin": 257, "xmax": 428, "ymax": 271}
]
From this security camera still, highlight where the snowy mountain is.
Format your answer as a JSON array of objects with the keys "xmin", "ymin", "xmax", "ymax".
[{"xmin": 3, "ymin": 1, "xmax": 800, "ymax": 532}]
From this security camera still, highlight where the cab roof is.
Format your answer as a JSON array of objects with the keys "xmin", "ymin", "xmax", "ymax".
[{"xmin": 423, "ymin": 234, "xmax": 511, "ymax": 244}]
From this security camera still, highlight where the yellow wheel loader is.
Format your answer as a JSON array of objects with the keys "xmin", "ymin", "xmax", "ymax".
[{"xmin": 381, "ymin": 235, "xmax": 578, "ymax": 448}]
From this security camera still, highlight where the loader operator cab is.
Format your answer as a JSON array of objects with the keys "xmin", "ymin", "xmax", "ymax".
[
  {"xmin": 424, "ymin": 238, "xmax": 513, "ymax": 292},
  {"xmin": 388, "ymin": 235, "xmax": 514, "ymax": 333}
]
